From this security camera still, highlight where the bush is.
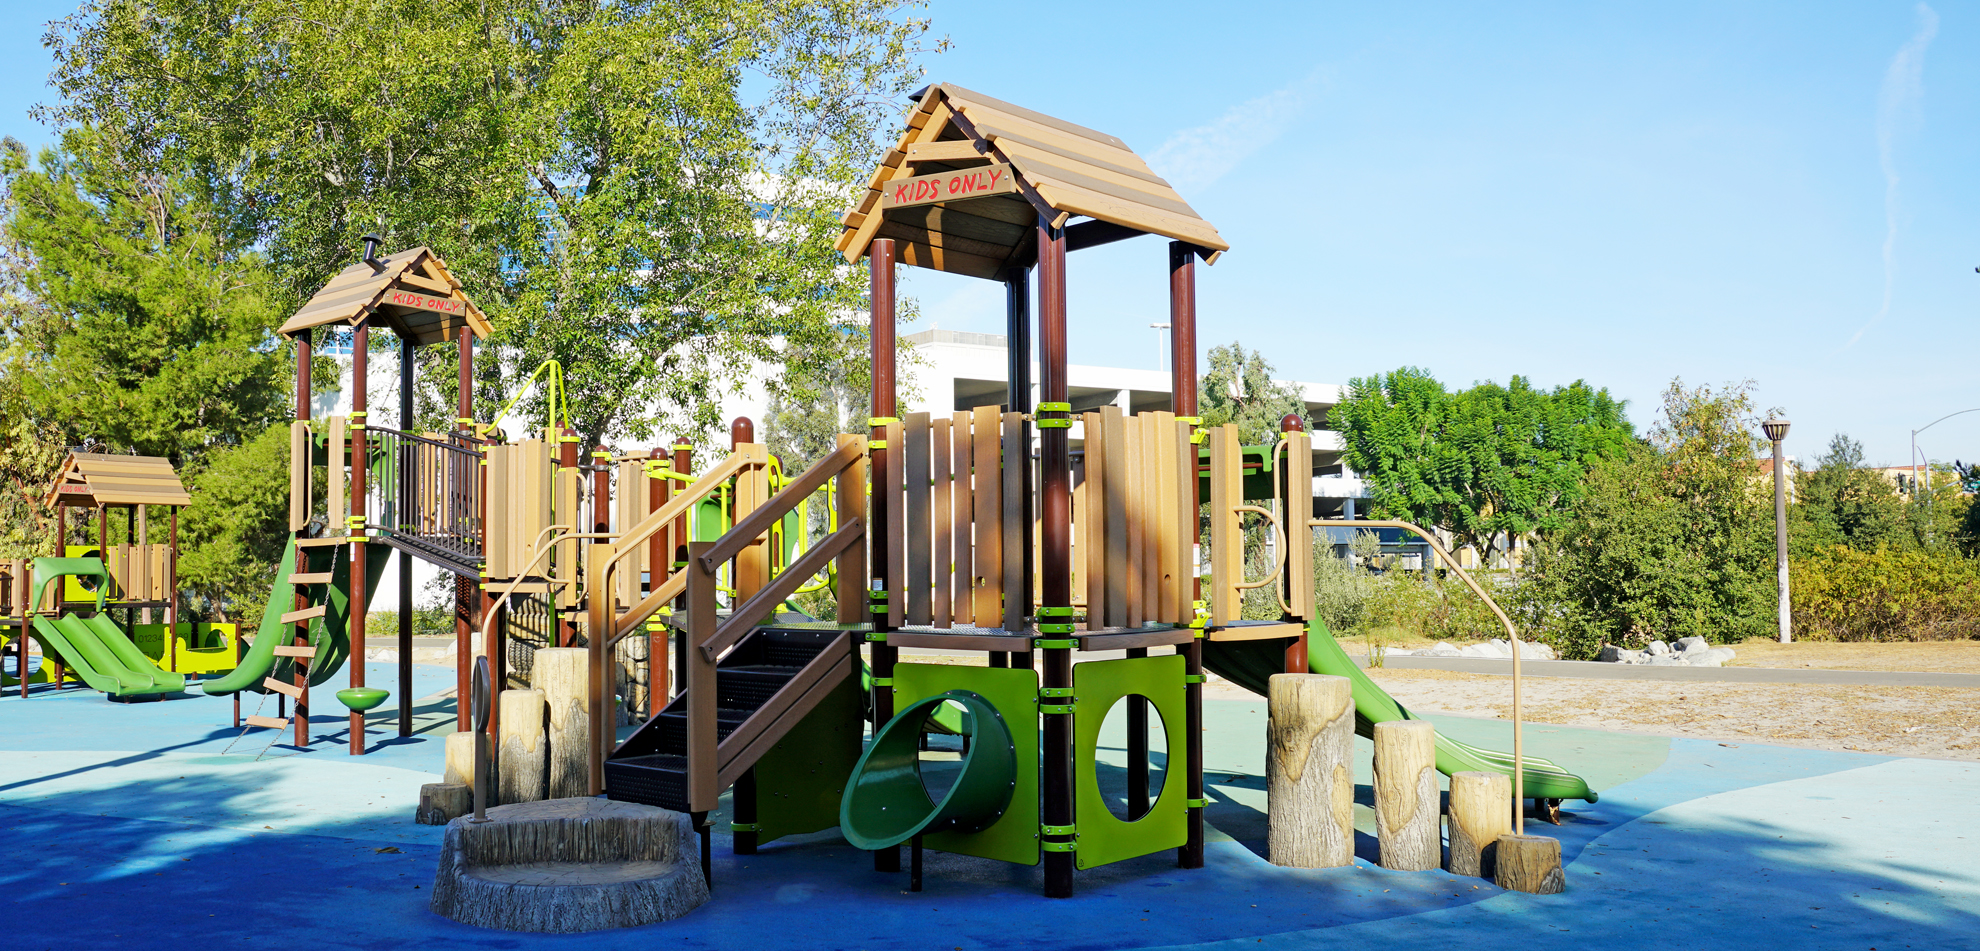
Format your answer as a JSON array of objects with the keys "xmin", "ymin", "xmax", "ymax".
[{"xmin": 1791, "ymin": 546, "xmax": 1980, "ymax": 641}]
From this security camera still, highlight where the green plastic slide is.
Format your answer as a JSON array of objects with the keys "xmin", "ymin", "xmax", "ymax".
[
  {"xmin": 201, "ymin": 536, "xmax": 390, "ymax": 697},
  {"xmin": 1202, "ymin": 620, "xmax": 1597, "ymax": 803},
  {"xmin": 20, "ymin": 558, "xmax": 185, "ymax": 698}
]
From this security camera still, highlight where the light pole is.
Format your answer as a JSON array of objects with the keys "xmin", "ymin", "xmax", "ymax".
[
  {"xmin": 1762, "ymin": 417, "xmax": 1792, "ymax": 644},
  {"xmin": 1910, "ymin": 407, "xmax": 1980, "ymax": 512},
  {"xmin": 1149, "ymin": 322, "xmax": 1170, "ymax": 371}
]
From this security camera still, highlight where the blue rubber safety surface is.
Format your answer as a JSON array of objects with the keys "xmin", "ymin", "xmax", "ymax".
[{"xmin": 3, "ymin": 675, "xmax": 1976, "ymax": 950}]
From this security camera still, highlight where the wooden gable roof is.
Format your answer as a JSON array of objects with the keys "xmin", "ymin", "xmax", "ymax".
[
  {"xmin": 278, "ymin": 246, "xmax": 493, "ymax": 346},
  {"xmin": 836, "ymin": 83, "xmax": 1229, "ymax": 280},
  {"xmin": 43, "ymin": 453, "xmax": 192, "ymax": 508}
]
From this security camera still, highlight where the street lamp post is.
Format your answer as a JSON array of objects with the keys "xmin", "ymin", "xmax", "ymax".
[
  {"xmin": 1762, "ymin": 418, "xmax": 1792, "ymax": 644},
  {"xmin": 1910, "ymin": 407, "xmax": 1980, "ymax": 514},
  {"xmin": 1149, "ymin": 322, "xmax": 1171, "ymax": 371}
]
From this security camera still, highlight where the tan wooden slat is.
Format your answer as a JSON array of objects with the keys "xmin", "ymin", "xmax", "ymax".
[
  {"xmin": 930, "ymin": 416, "xmax": 953, "ymax": 628},
  {"xmin": 288, "ymin": 572, "xmax": 332, "ymax": 585},
  {"xmin": 889, "ymin": 240, "xmax": 1008, "ymax": 280},
  {"xmin": 1081, "ymin": 411, "xmax": 1105, "ymax": 621},
  {"xmin": 872, "ymin": 220, "xmax": 1019, "ymax": 263},
  {"xmin": 295, "ymin": 536, "xmax": 347, "ymax": 548},
  {"xmin": 950, "ymin": 412, "xmax": 974, "ymax": 627},
  {"xmin": 970, "ymin": 405, "xmax": 1002, "ymax": 625},
  {"xmin": 1000, "ymin": 412, "xmax": 1025, "ymax": 631},
  {"xmin": 881, "ymin": 204, "xmax": 1030, "ymax": 256},
  {"xmin": 903, "ymin": 412, "xmax": 933, "ymax": 625},
  {"xmin": 1286, "ymin": 430, "xmax": 1314, "ymax": 621},
  {"xmin": 262, "ymin": 677, "xmax": 303, "ymax": 699},
  {"xmin": 939, "ymin": 84, "xmax": 1131, "ymax": 150},
  {"xmin": 289, "ymin": 420, "xmax": 310, "ymax": 532},
  {"xmin": 1208, "ymin": 425, "xmax": 1242, "ymax": 626},
  {"xmin": 978, "ymin": 126, "xmax": 1170, "ymax": 186},
  {"xmin": 327, "ymin": 416, "xmax": 347, "ymax": 530},
  {"xmin": 833, "ymin": 433, "xmax": 869, "ymax": 625},
  {"xmin": 1100, "ymin": 407, "xmax": 1129, "ymax": 628},
  {"xmin": 1133, "ymin": 414, "xmax": 1157, "ymax": 626},
  {"xmin": 1001, "ymin": 148, "xmax": 1199, "ymax": 217},
  {"xmin": 906, "ymin": 139, "xmax": 988, "ymax": 163},
  {"xmin": 484, "ymin": 444, "xmax": 509, "ymax": 579},
  {"xmin": 271, "ymin": 645, "xmax": 317, "ymax": 658},
  {"xmin": 884, "ymin": 421, "xmax": 904, "ymax": 629},
  {"xmin": 1029, "ymin": 177, "xmax": 1229, "ymax": 251},
  {"xmin": 938, "ymin": 194, "xmax": 1040, "ymax": 228},
  {"xmin": 245, "ymin": 715, "xmax": 290, "ymax": 730},
  {"xmin": 281, "ymin": 605, "xmax": 325, "ymax": 625},
  {"xmin": 1150, "ymin": 413, "xmax": 1182, "ymax": 624}
]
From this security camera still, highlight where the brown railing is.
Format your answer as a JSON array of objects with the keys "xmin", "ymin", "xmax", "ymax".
[{"xmin": 363, "ymin": 426, "xmax": 483, "ymax": 570}]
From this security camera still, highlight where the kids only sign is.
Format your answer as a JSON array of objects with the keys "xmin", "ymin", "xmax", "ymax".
[{"xmin": 879, "ymin": 163, "xmax": 1019, "ymax": 209}]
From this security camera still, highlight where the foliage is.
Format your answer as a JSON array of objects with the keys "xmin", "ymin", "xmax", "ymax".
[
  {"xmin": 176, "ymin": 422, "xmax": 293, "ymax": 623},
  {"xmin": 1332, "ymin": 366, "xmax": 1633, "ymax": 560},
  {"xmin": 1521, "ymin": 380, "xmax": 1775, "ymax": 657},
  {"xmin": 763, "ymin": 333, "xmax": 872, "ymax": 473},
  {"xmin": 42, "ymin": 0, "xmax": 936, "ymax": 449},
  {"xmin": 1199, "ymin": 342, "xmax": 1310, "ymax": 445},
  {"xmin": 1791, "ymin": 545, "xmax": 1980, "ymax": 641},
  {"xmin": 1788, "ymin": 433, "xmax": 1909, "ymax": 555}
]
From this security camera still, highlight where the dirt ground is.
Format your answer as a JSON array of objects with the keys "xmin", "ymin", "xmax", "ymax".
[{"xmin": 1726, "ymin": 638, "xmax": 1980, "ymax": 673}]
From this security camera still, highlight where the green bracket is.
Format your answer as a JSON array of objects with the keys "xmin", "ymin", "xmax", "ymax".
[
  {"xmin": 1035, "ymin": 402, "xmax": 1072, "ymax": 413},
  {"xmin": 865, "ymin": 631, "xmax": 889, "ymax": 642},
  {"xmin": 1036, "ymin": 606, "xmax": 1075, "ymax": 617},
  {"xmin": 1036, "ymin": 622, "xmax": 1076, "ymax": 635},
  {"xmin": 1183, "ymin": 674, "xmax": 1205, "ymax": 684},
  {"xmin": 1185, "ymin": 798, "xmax": 1208, "ymax": 809},
  {"xmin": 1034, "ymin": 638, "xmax": 1077, "ymax": 650},
  {"xmin": 870, "ymin": 677, "xmax": 893, "ymax": 687},
  {"xmin": 1040, "ymin": 823, "xmax": 1076, "ymax": 835},
  {"xmin": 1040, "ymin": 704, "xmax": 1075, "ymax": 715},
  {"xmin": 1038, "ymin": 686, "xmax": 1074, "ymax": 698},
  {"xmin": 1041, "ymin": 840, "xmax": 1078, "ymax": 852},
  {"xmin": 729, "ymin": 822, "xmax": 763, "ymax": 832},
  {"xmin": 868, "ymin": 440, "xmax": 888, "ymax": 449},
  {"xmin": 1035, "ymin": 419, "xmax": 1072, "ymax": 429},
  {"xmin": 867, "ymin": 416, "xmax": 901, "ymax": 427}
]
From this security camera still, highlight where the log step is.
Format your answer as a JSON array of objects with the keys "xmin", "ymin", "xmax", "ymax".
[
  {"xmin": 295, "ymin": 536, "xmax": 347, "ymax": 547},
  {"xmin": 245, "ymin": 715, "xmax": 290, "ymax": 730},
  {"xmin": 262, "ymin": 677, "xmax": 304, "ymax": 699},
  {"xmin": 281, "ymin": 605, "xmax": 326, "ymax": 625},
  {"xmin": 289, "ymin": 572, "xmax": 333, "ymax": 585},
  {"xmin": 272, "ymin": 645, "xmax": 317, "ymax": 658}
]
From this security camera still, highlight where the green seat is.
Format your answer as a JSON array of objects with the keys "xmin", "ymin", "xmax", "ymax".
[{"xmin": 335, "ymin": 687, "xmax": 390, "ymax": 712}]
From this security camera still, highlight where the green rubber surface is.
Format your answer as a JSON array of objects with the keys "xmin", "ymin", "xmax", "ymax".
[
  {"xmin": 1202, "ymin": 620, "xmax": 1598, "ymax": 802},
  {"xmin": 840, "ymin": 689, "xmax": 1016, "ymax": 851}
]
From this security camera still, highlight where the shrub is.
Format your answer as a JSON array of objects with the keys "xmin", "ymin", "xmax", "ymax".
[{"xmin": 1791, "ymin": 546, "xmax": 1980, "ymax": 641}]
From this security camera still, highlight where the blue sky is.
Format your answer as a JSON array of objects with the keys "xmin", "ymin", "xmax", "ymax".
[{"xmin": 4, "ymin": 1, "xmax": 1976, "ymax": 467}]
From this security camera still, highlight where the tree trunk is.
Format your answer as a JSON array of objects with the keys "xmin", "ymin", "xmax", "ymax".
[
  {"xmin": 498, "ymin": 687, "xmax": 549, "ymax": 805},
  {"xmin": 444, "ymin": 730, "xmax": 477, "ymax": 789},
  {"xmin": 533, "ymin": 647, "xmax": 590, "ymax": 799},
  {"xmin": 1266, "ymin": 673, "xmax": 1354, "ymax": 868},
  {"xmin": 1495, "ymin": 833, "xmax": 1565, "ymax": 894},
  {"xmin": 1373, "ymin": 719, "xmax": 1438, "ymax": 871},
  {"xmin": 1447, "ymin": 771, "xmax": 1511, "ymax": 878},
  {"xmin": 417, "ymin": 782, "xmax": 472, "ymax": 825}
]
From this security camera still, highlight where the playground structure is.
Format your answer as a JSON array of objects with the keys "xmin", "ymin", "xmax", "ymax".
[
  {"xmin": 1, "ymin": 451, "xmax": 225, "ymax": 700},
  {"xmin": 27, "ymin": 82, "xmax": 1588, "ymax": 908}
]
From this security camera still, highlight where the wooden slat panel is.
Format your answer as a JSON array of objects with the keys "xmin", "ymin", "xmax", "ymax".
[
  {"xmin": 1080, "ymin": 412, "xmax": 1104, "ymax": 621},
  {"xmin": 289, "ymin": 572, "xmax": 332, "ymax": 585},
  {"xmin": 484, "ymin": 445, "xmax": 509, "ymax": 579},
  {"xmin": 970, "ymin": 405, "xmax": 1002, "ymax": 625},
  {"xmin": 889, "ymin": 240, "xmax": 1008, "ymax": 280},
  {"xmin": 1286, "ymin": 430, "xmax": 1314, "ymax": 621},
  {"xmin": 941, "ymin": 85, "xmax": 1132, "ymax": 150},
  {"xmin": 1101, "ymin": 407, "xmax": 1128, "ymax": 628},
  {"xmin": 930, "ymin": 417, "xmax": 953, "ymax": 628},
  {"xmin": 326, "ymin": 416, "xmax": 347, "ymax": 531},
  {"xmin": 833, "ymin": 433, "xmax": 868, "ymax": 625},
  {"xmin": 979, "ymin": 127, "xmax": 1170, "ymax": 186},
  {"xmin": 881, "ymin": 203, "xmax": 1029, "ymax": 247},
  {"xmin": 872, "ymin": 219, "xmax": 1019, "ymax": 264},
  {"xmin": 262, "ymin": 677, "xmax": 303, "ymax": 699},
  {"xmin": 903, "ymin": 412, "xmax": 933, "ymax": 625},
  {"xmin": 282, "ymin": 605, "xmax": 325, "ymax": 625},
  {"xmin": 1000, "ymin": 412, "xmax": 1025, "ymax": 631},
  {"xmin": 1149, "ymin": 413, "xmax": 1181, "ymax": 624},
  {"xmin": 271, "ymin": 645, "xmax": 317, "ymax": 658},
  {"xmin": 289, "ymin": 420, "xmax": 310, "ymax": 532},
  {"xmin": 1028, "ymin": 178, "xmax": 1229, "ymax": 252},
  {"xmin": 885, "ymin": 420, "xmax": 905, "ymax": 629},
  {"xmin": 1003, "ymin": 150, "xmax": 1199, "ymax": 218},
  {"xmin": 245, "ymin": 715, "xmax": 290, "ymax": 730},
  {"xmin": 1134, "ymin": 415, "xmax": 1157, "ymax": 625},
  {"xmin": 1071, "ymin": 448, "xmax": 1087, "ymax": 610},
  {"xmin": 1208, "ymin": 425, "xmax": 1242, "ymax": 626},
  {"xmin": 1205, "ymin": 620, "xmax": 1305, "ymax": 642},
  {"xmin": 950, "ymin": 412, "xmax": 974, "ymax": 627}
]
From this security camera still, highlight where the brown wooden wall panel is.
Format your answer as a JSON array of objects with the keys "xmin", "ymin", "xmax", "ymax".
[
  {"xmin": 903, "ymin": 412, "xmax": 933, "ymax": 625},
  {"xmin": 930, "ymin": 417, "xmax": 953, "ymax": 628},
  {"xmin": 999, "ymin": 411, "xmax": 1025, "ymax": 631},
  {"xmin": 950, "ymin": 412, "xmax": 974, "ymax": 627},
  {"xmin": 970, "ymin": 405, "xmax": 1002, "ymax": 626},
  {"xmin": 885, "ymin": 420, "xmax": 905, "ymax": 629}
]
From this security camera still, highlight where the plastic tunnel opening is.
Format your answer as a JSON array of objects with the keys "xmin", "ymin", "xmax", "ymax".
[{"xmin": 839, "ymin": 690, "xmax": 1017, "ymax": 851}]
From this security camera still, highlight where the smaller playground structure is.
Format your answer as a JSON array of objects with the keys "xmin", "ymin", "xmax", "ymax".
[{"xmin": 2, "ymin": 451, "xmax": 232, "ymax": 700}]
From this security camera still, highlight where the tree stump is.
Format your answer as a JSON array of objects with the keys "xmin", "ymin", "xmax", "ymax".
[
  {"xmin": 444, "ymin": 730, "xmax": 478, "ymax": 789},
  {"xmin": 1447, "ymin": 771, "xmax": 1511, "ymax": 878},
  {"xmin": 533, "ymin": 648, "xmax": 591, "ymax": 800},
  {"xmin": 418, "ymin": 783, "xmax": 472, "ymax": 825},
  {"xmin": 1495, "ymin": 834, "xmax": 1565, "ymax": 894},
  {"xmin": 430, "ymin": 798, "xmax": 709, "ymax": 932},
  {"xmin": 498, "ymin": 688, "xmax": 549, "ymax": 805},
  {"xmin": 1266, "ymin": 674, "xmax": 1354, "ymax": 868},
  {"xmin": 1373, "ymin": 719, "xmax": 1438, "ymax": 871}
]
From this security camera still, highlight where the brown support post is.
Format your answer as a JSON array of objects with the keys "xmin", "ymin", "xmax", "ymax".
[
  {"xmin": 279, "ymin": 331, "xmax": 310, "ymax": 731},
  {"xmin": 457, "ymin": 326, "xmax": 474, "ymax": 732},
  {"xmin": 1005, "ymin": 266, "xmax": 1035, "ymax": 674},
  {"xmin": 559, "ymin": 428, "xmax": 580, "ymax": 648},
  {"xmin": 1170, "ymin": 241, "xmax": 1205, "ymax": 869},
  {"xmin": 671, "ymin": 438, "xmax": 693, "ymax": 700},
  {"xmin": 647, "ymin": 443, "xmax": 669, "ymax": 715},
  {"xmin": 348, "ymin": 319, "xmax": 370, "ymax": 754},
  {"xmin": 1037, "ymin": 217, "xmax": 1074, "ymax": 898},
  {"xmin": 868, "ymin": 237, "xmax": 900, "ymax": 874},
  {"xmin": 399, "ymin": 338, "xmax": 418, "ymax": 737},
  {"xmin": 591, "ymin": 444, "xmax": 614, "ymax": 720},
  {"xmin": 1281, "ymin": 413, "xmax": 1310, "ymax": 674}
]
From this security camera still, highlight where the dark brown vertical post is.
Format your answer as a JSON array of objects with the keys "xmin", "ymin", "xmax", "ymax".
[
  {"xmin": 559, "ymin": 428, "xmax": 580, "ymax": 649},
  {"xmin": 1037, "ymin": 217, "xmax": 1074, "ymax": 898},
  {"xmin": 1170, "ymin": 241, "xmax": 1204, "ymax": 869},
  {"xmin": 456, "ymin": 327, "xmax": 473, "ymax": 430},
  {"xmin": 647, "ymin": 443, "xmax": 668, "ymax": 715},
  {"xmin": 399, "ymin": 338, "xmax": 417, "ymax": 737},
  {"xmin": 1005, "ymin": 266, "xmax": 1035, "ymax": 673},
  {"xmin": 868, "ymin": 237, "xmax": 900, "ymax": 874},
  {"xmin": 282, "ymin": 332, "xmax": 310, "ymax": 731},
  {"xmin": 455, "ymin": 576, "xmax": 473, "ymax": 731},
  {"xmin": 348, "ymin": 319, "xmax": 369, "ymax": 754},
  {"xmin": 1279, "ymin": 413, "xmax": 1309, "ymax": 674}
]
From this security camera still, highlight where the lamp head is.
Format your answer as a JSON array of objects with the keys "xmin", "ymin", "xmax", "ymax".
[{"xmin": 1762, "ymin": 418, "xmax": 1791, "ymax": 443}]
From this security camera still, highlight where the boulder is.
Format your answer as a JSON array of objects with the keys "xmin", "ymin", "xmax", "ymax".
[
  {"xmin": 1645, "ymin": 655, "xmax": 1683, "ymax": 667},
  {"xmin": 1676, "ymin": 636, "xmax": 1709, "ymax": 652},
  {"xmin": 1516, "ymin": 642, "xmax": 1555, "ymax": 660},
  {"xmin": 1596, "ymin": 645, "xmax": 1621, "ymax": 663},
  {"xmin": 1647, "ymin": 640, "xmax": 1671, "ymax": 656}
]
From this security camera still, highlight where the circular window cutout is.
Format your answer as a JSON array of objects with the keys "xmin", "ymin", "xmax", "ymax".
[
  {"xmin": 1096, "ymin": 694, "xmax": 1167, "ymax": 821},
  {"xmin": 915, "ymin": 698, "xmax": 973, "ymax": 803}
]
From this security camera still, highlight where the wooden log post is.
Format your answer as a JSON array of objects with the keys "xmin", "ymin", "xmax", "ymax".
[
  {"xmin": 1373, "ymin": 719, "xmax": 1439, "ymax": 871},
  {"xmin": 1447, "ymin": 771, "xmax": 1512, "ymax": 878},
  {"xmin": 444, "ymin": 731, "xmax": 477, "ymax": 788},
  {"xmin": 498, "ymin": 688, "xmax": 549, "ymax": 805},
  {"xmin": 417, "ymin": 782, "xmax": 472, "ymax": 825},
  {"xmin": 534, "ymin": 647, "xmax": 590, "ymax": 799},
  {"xmin": 1266, "ymin": 673, "xmax": 1354, "ymax": 869},
  {"xmin": 1495, "ymin": 834, "xmax": 1565, "ymax": 894}
]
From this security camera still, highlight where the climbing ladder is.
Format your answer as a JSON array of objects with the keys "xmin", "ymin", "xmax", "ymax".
[{"xmin": 240, "ymin": 536, "xmax": 345, "ymax": 745}]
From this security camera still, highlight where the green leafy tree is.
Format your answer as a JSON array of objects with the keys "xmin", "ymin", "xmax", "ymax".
[
  {"xmin": 1525, "ymin": 379, "xmax": 1774, "ymax": 656},
  {"xmin": 43, "ymin": 0, "xmax": 936, "ymax": 448},
  {"xmin": 1199, "ymin": 342, "xmax": 1309, "ymax": 444},
  {"xmin": 1788, "ymin": 433, "xmax": 1908, "ymax": 555},
  {"xmin": 177, "ymin": 422, "xmax": 293, "ymax": 623},
  {"xmin": 1332, "ymin": 366, "xmax": 1632, "ymax": 559}
]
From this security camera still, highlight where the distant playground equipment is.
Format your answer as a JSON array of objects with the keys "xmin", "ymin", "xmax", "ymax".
[
  {"xmin": 1, "ymin": 451, "xmax": 225, "ymax": 700},
  {"xmin": 215, "ymin": 82, "xmax": 1580, "ymax": 916}
]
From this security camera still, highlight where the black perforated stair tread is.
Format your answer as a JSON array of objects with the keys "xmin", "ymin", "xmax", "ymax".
[{"xmin": 604, "ymin": 625, "xmax": 846, "ymax": 812}]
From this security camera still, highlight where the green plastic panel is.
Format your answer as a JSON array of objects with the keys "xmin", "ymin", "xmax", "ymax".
[
  {"xmin": 1073, "ymin": 654, "xmax": 1188, "ymax": 870},
  {"xmin": 754, "ymin": 675, "xmax": 864, "ymax": 846},
  {"xmin": 892, "ymin": 663, "xmax": 1040, "ymax": 866}
]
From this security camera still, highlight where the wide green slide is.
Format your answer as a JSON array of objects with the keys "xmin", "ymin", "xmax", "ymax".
[
  {"xmin": 22, "ymin": 557, "xmax": 186, "ymax": 698},
  {"xmin": 1202, "ymin": 620, "xmax": 1597, "ymax": 803},
  {"xmin": 201, "ymin": 536, "xmax": 390, "ymax": 697}
]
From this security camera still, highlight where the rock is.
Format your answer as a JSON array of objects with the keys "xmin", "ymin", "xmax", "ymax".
[
  {"xmin": 1458, "ymin": 644, "xmax": 1492, "ymax": 658},
  {"xmin": 1645, "ymin": 655, "xmax": 1683, "ymax": 667},
  {"xmin": 1675, "ymin": 636, "xmax": 1709, "ymax": 652},
  {"xmin": 1597, "ymin": 645, "xmax": 1621, "ymax": 663},
  {"xmin": 1516, "ymin": 642, "xmax": 1554, "ymax": 660},
  {"xmin": 430, "ymin": 798, "xmax": 709, "ymax": 933},
  {"xmin": 1689, "ymin": 647, "xmax": 1735, "ymax": 667},
  {"xmin": 1647, "ymin": 640, "xmax": 1671, "ymax": 656},
  {"xmin": 1617, "ymin": 650, "xmax": 1648, "ymax": 665}
]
